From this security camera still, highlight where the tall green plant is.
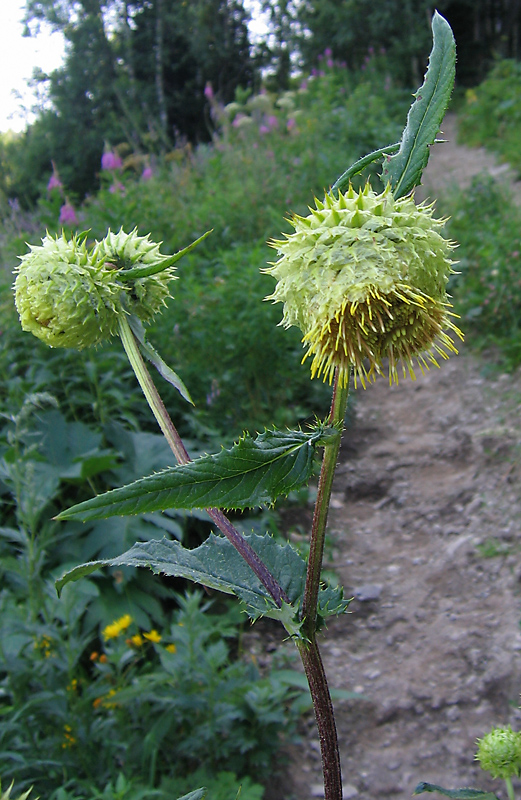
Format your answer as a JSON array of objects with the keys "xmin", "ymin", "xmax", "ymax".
[{"xmin": 13, "ymin": 13, "xmax": 458, "ymax": 800}]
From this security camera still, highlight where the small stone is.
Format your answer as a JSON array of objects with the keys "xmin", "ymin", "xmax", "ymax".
[{"xmin": 354, "ymin": 583, "xmax": 383, "ymax": 602}]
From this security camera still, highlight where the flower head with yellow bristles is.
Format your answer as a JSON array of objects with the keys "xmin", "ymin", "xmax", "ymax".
[{"xmin": 265, "ymin": 183, "xmax": 462, "ymax": 388}]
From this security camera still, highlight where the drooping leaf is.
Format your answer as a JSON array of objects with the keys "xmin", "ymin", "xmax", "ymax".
[
  {"xmin": 56, "ymin": 425, "xmax": 340, "ymax": 522},
  {"xmin": 413, "ymin": 782, "xmax": 500, "ymax": 800},
  {"xmin": 381, "ymin": 11, "xmax": 456, "ymax": 198},
  {"xmin": 128, "ymin": 315, "xmax": 193, "ymax": 405},
  {"xmin": 55, "ymin": 532, "xmax": 351, "ymax": 635}
]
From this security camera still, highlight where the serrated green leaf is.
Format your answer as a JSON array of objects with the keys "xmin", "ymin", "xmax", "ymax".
[
  {"xmin": 413, "ymin": 782, "xmax": 499, "ymax": 799},
  {"xmin": 56, "ymin": 425, "xmax": 339, "ymax": 522},
  {"xmin": 55, "ymin": 532, "xmax": 349, "ymax": 636},
  {"xmin": 381, "ymin": 12, "xmax": 455, "ymax": 197}
]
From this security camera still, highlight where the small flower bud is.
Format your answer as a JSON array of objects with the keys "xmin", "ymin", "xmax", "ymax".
[
  {"xmin": 14, "ymin": 228, "xmax": 179, "ymax": 350},
  {"xmin": 266, "ymin": 184, "xmax": 462, "ymax": 388},
  {"xmin": 14, "ymin": 233, "xmax": 121, "ymax": 349},
  {"xmin": 93, "ymin": 227, "xmax": 177, "ymax": 323},
  {"xmin": 475, "ymin": 726, "xmax": 521, "ymax": 779}
]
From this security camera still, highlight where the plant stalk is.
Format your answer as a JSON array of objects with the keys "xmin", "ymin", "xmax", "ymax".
[
  {"xmin": 298, "ymin": 368, "xmax": 350, "ymax": 800},
  {"xmin": 117, "ymin": 314, "xmax": 289, "ymax": 607},
  {"xmin": 302, "ymin": 370, "xmax": 350, "ymax": 632},
  {"xmin": 505, "ymin": 776, "xmax": 515, "ymax": 800}
]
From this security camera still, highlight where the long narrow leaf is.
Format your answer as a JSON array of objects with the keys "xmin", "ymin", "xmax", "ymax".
[
  {"xmin": 56, "ymin": 425, "xmax": 339, "ymax": 522},
  {"xmin": 381, "ymin": 11, "xmax": 456, "ymax": 197}
]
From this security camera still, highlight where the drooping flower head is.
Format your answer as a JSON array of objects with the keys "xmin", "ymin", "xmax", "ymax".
[
  {"xmin": 475, "ymin": 726, "xmax": 521, "ymax": 779},
  {"xmin": 265, "ymin": 183, "xmax": 462, "ymax": 388},
  {"xmin": 14, "ymin": 228, "xmax": 178, "ymax": 350}
]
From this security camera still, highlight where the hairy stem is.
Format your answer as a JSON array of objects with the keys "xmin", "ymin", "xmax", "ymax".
[
  {"xmin": 117, "ymin": 315, "xmax": 289, "ymax": 607},
  {"xmin": 297, "ymin": 637, "xmax": 343, "ymax": 800}
]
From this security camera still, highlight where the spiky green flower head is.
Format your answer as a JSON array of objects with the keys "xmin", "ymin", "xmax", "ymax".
[
  {"xmin": 266, "ymin": 183, "xmax": 463, "ymax": 388},
  {"xmin": 92, "ymin": 227, "xmax": 177, "ymax": 323},
  {"xmin": 475, "ymin": 726, "xmax": 521, "ymax": 779},
  {"xmin": 14, "ymin": 232, "xmax": 122, "ymax": 349},
  {"xmin": 14, "ymin": 228, "xmax": 178, "ymax": 350}
]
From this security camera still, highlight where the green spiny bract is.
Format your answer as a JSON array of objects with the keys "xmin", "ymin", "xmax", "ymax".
[
  {"xmin": 93, "ymin": 227, "xmax": 177, "ymax": 323},
  {"xmin": 265, "ymin": 183, "xmax": 462, "ymax": 388},
  {"xmin": 14, "ymin": 232, "xmax": 122, "ymax": 349},
  {"xmin": 475, "ymin": 726, "xmax": 521, "ymax": 779},
  {"xmin": 14, "ymin": 229, "xmax": 178, "ymax": 350}
]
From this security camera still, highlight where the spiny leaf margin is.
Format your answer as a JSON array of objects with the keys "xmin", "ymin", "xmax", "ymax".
[
  {"xmin": 55, "ymin": 532, "xmax": 351, "ymax": 636},
  {"xmin": 56, "ymin": 424, "xmax": 340, "ymax": 522}
]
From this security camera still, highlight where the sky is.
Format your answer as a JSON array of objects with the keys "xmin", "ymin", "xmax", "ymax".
[
  {"xmin": 0, "ymin": 0, "xmax": 267, "ymax": 135},
  {"xmin": 0, "ymin": 0, "xmax": 65, "ymax": 133}
]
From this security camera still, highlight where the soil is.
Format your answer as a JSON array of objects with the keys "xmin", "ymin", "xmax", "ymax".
[{"xmin": 270, "ymin": 115, "xmax": 521, "ymax": 799}]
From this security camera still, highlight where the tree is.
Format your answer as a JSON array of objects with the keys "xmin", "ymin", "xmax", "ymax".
[{"xmin": 9, "ymin": 0, "xmax": 256, "ymax": 202}]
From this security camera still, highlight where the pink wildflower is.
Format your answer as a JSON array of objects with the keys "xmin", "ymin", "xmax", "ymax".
[
  {"xmin": 47, "ymin": 169, "xmax": 63, "ymax": 192},
  {"xmin": 327, "ymin": 58, "xmax": 334, "ymax": 69},
  {"xmin": 324, "ymin": 48, "xmax": 332, "ymax": 58},
  {"xmin": 101, "ymin": 151, "xmax": 122, "ymax": 171},
  {"xmin": 59, "ymin": 201, "xmax": 77, "ymax": 226},
  {"xmin": 267, "ymin": 115, "xmax": 278, "ymax": 129},
  {"xmin": 141, "ymin": 166, "xmax": 153, "ymax": 181},
  {"xmin": 259, "ymin": 124, "xmax": 270, "ymax": 135},
  {"xmin": 287, "ymin": 117, "xmax": 296, "ymax": 132},
  {"xmin": 204, "ymin": 82, "xmax": 214, "ymax": 101},
  {"xmin": 109, "ymin": 180, "xmax": 125, "ymax": 194}
]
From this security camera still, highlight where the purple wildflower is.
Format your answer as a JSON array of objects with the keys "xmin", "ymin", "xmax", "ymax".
[
  {"xmin": 47, "ymin": 172, "xmax": 63, "ymax": 192},
  {"xmin": 287, "ymin": 117, "xmax": 296, "ymax": 132},
  {"xmin": 324, "ymin": 47, "xmax": 332, "ymax": 58},
  {"xmin": 267, "ymin": 115, "xmax": 278, "ymax": 129},
  {"xmin": 204, "ymin": 82, "xmax": 214, "ymax": 101},
  {"xmin": 59, "ymin": 201, "xmax": 77, "ymax": 226},
  {"xmin": 259, "ymin": 124, "xmax": 270, "ymax": 135},
  {"xmin": 101, "ymin": 151, "xmax": 122, "ymax": 171},
  {"xmin": 141, "ymin": 166, "xmax": 153, "ymax": 181}
]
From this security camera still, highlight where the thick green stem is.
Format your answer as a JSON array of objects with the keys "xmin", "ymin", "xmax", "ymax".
[
  {"xmin": 302, "ymin": 370, "xmax": 350, "ymax": 633},
  {"xmin": 298, "ymin": 368, "xmax": 350, "ymax": 800},
  {"xmin": 117, "ymin": 315, "xmax": 289, "ymax": 608},
  {"xmin": 505, "ymin": 776, "xmax": 516, "ymax": 800}
]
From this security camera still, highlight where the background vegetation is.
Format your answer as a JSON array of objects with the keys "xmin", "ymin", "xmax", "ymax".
[{"xmin": 1, "ymin": 2, "xmax": 521, "ymax": 798}]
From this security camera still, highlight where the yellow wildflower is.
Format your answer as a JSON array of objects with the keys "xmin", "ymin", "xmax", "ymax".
[
  {"xmin": 143, "ymin": 629, "xmax": 162, "ymax": 643},
  {"xmin": 128, "ymin": 634, "xmax": 144, "ymax": 647},
  {"xmin": 102, "ymin": 614, "xmax": 133, "ymax": 641},
  {"xmin": 165, "ymin": 643, "xmax": 177, "ymax": 654}
]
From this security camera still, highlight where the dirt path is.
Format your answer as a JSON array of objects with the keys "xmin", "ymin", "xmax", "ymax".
[{"xmin": 282, "ymin": 116, "xmax": 521, "ymax": 799}]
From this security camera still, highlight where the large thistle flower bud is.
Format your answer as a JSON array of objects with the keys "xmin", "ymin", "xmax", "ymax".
[
  {"xmin": 14, "ymin": 233, "xmax": 122, "ymax": 349},
  {"xmin": 14, "ymin": 228, "xmax": 179, "ymax": 350},
  {"xmin": 265, "ymin": 184, "xmax": 462, "ymax": 388},
  {"xmin": 475, "ymin": 726, "xmax": 521, "ymax": 779}
]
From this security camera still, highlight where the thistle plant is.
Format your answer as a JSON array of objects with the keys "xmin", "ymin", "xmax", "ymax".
[{"xmin": 14, "ymin": 13, "xmax": 459, "ymax": 800}]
